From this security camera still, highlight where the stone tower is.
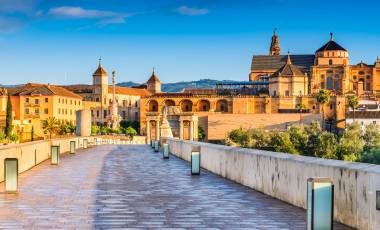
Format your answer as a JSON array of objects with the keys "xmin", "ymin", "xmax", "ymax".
[
  {"xmin": 92, "ymin": 58, "xmax": 108, "ymax": 124},
  {"xmin": 146, "ymin": 68, "xmax": 161, "ymax": 94},
  {"xmin": 269, "ymin": 30, "xmax": 281, "ymax": 56}
]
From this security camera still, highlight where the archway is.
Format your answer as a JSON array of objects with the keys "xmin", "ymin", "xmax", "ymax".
[
  {"xmin": 164, "ymin": 99, "xmax": 175, "ymax": 107},
  {"xmin": 180, "ymin": 99, "xmax": 193, "ymax": 112},
  {"xmin": 198, "ymin": 100, "xmax": 210, "ymax": 112},
  {"xmin": 216, "ymin": 99, "xmax": 228, "ymax": 112},
  {"xmin": 148, "ymin": 100, "xmax": 158, "ymax": 112}
]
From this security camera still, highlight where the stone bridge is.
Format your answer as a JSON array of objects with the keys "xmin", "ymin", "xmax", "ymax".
[{"xmin": 0, "ymin": 143, "xmax": 352, "ymax": 229}]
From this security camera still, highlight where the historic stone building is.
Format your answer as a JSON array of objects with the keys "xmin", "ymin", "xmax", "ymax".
[{"xmin": 64, "ymin": 60, "xmax": 151, "ymax": 126}]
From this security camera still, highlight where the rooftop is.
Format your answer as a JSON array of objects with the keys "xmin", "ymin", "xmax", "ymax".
[{"xmin": 8, "ymin": 83, "xmax": 82, "ymax": 99}]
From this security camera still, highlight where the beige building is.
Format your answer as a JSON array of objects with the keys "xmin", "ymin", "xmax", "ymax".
[{"xmin": 0, "ymin": 83, "xmax": 83, "ymax": 140}]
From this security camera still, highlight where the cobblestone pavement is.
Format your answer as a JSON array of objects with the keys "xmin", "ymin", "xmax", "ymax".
[{"xmin": 0, "ymin": 145, "xmax": 352, "ymax": 229}]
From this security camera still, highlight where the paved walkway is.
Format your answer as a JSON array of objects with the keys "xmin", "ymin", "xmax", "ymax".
[{"xmin": 0, "ymin": 145, "xmax": 351, "ymax": 229}]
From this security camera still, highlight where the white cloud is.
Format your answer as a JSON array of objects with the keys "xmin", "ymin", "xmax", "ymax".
[
  {"xmin": 176, "ymin": 6, "xmax": 209, "ymax": 16},
  {"xmin": 49, "ymin": 6, "xmax": 120, "ymax": 19}
]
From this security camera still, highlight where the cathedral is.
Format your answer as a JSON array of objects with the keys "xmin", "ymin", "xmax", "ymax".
[{"xmin": 250, "ymin": 31, "xmax": 380, "ymax": 96}]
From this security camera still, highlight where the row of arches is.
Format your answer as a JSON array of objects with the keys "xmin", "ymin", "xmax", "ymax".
[{"xmin": 148, "ymin": 99, "xmax": 229, "ymax": 113}]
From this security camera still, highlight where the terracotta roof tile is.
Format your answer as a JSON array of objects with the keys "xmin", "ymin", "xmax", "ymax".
[{"xmin": 9, "ymin": 83, "xmax": 82, "ymax": 99}]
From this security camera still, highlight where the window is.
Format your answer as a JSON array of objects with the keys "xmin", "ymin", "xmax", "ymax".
[
  {"xmin": 327, "ymin": 77, "xmax": 333, "ymax": 90},
  {"xmin": 96, "ymin": 97, "xmax": 99, "ymax": 102},
  {"xmin": 97, "ymin": 110, "xmax": 99, "ymax": 117},
  {"xmin": 70, "ymin": 100, "xmax": 72, "ymax": 105},
  {"xmin": 104, "ymin": 110, "xmax": 107, "ymax": 118},
  {"xmin": 45, "ymin": 98, "xmax": 48, "ymax": 103},
  {"xmin": 44, "ymin": 108, "xmax": 48, "ymax": 114},
  {"xmin": 366, "ymin": 83, "xmax": 371, "ymax": 91},
  {"xmin": 285, "ymin": 90, "xmax": 290, "ymax": 96},
  {"xmin": 58, "ymin": 98, "xmax": 60, "ymax": 103},
  {"xmin": 320, "ymin": 82, "xmax": 325, "ymax": 89},
  {"xmin": 122, "ymin": 111, "xmax": 126, "ymax": 119},
  {"xmin": 359, "ymin": 71, "xmax": 365, "ymax": 75},
  {"xmin": 329, "ymin": 59, "xmax": 333, "ymax": 65},
  {"xmin": 366, "ymin": 75, "xmax": 371, "ymax": 80},
  {"xmin": 35, "ymin": 99, "xmax": 39, "ymax": 104},
  {"xmin": 135, "ymin": 112, "xmax": 138, "ymax": 121},
  {"xmin": 353, "ymin": 75, "xmax": 357, "ymax": 80},
  {"xmin": 25, "ymin": 108, "xmax": 29, "ymax": 114},
  {"xmin": 35, "ymin": 108, "xmax": 39, "ymax": 114},
  {"xmin": 135, "ymin": 101, "xmax": 138, "ymax": 107},
  {"xmin": 58, "ymin": 108, "xmax": 60, "ymax": 114},
  {"xmin": 25, "ymin": 98, "xmax": 29, "ymax": 103},
  {"xmin": 273, "ymin": 90, "xmax": 277, "ymax": 96}
]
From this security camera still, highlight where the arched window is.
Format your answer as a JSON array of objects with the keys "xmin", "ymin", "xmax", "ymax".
[
  {"xmin": 216, "ymin": 100, "xmax": 228, "ymax": 112},
  {"xmin": 180, "ymin": 100, "xmax": 193, "ymax": 112},
  {"xmin": 198, "ymin": 100, "xmax": 210, "ymax": 112},
  {"xmin": 329, "ymin": 59, "xmax": 333, "ymax": 65},
  {"xmin": 148, "ymin": 100, "xmax": 158, "ymax": 112},
  {"xmin": 327, "ymin": 77, "xmax": 333, "ymax": 90}
]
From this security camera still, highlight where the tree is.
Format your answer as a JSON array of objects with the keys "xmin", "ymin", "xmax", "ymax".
[
  {"xmin": 337, "ymin": 122, "xmax": 364, "ymax": 162},
  {"xmin": 295, "ymin": 103, "xmax": 307, "ymax": 124},
  {"xmin": 315, "ymin": 89, "xmax": 330, "ymax": 130},
  {"xmin": 91, "ymin": 125, "xmax": 100, "ymax": 135},
  {"xmin": 360, "ymin": 149, "xmax": 380, "ymax": 165},
  {"xmin": 198, "ymin": 127, "xmax": 206, "ymax": 141},
  {"xmin": 313, "ymin": 131, "xmax": 338, "ymax": 159},
  {"xmin": 363, "ymin": 123, "xmax": 380, "ymax": 152},
  {"xmin": 42, "ymin": 117, "xmax": 59, "ymax": 139},
  {"xmin": 125, "ymin": 126, "xmax": 138, "ymax": 137},
  {"xmin": 288, "ymin": 125, "xmax": 308, "ymax": 154},
  {"xmin": 4, "ymin": 94, "xmax": 12, "ymax": 137},
  {"xmin": 227, "ymin": 128, "xmax": 250, "ymax": 147},
  {"xmin": 348, "ymin": 95, "xmax": 359, "ymax": 122},
  {"xmin": 269, "ymin": 130, "xmax": 299, "ymax": 154},
  {"xmin": 249, "ymin": 128, "xmax": 270, "ymax": 149}
]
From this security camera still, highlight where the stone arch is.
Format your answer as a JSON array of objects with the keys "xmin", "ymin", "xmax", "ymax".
[
  {"xmin": 180, "ymin": 99, "xmax": 193, "ymax": 112},
  {"xmin": 215, "ymin": 99, "xmax": 228, "ymax": 112},
  {"xmin": 163, "ymin": 99, "xmax": 175, "ymax": 107},
  {"xmin": 198, "ymin": 99, "xmax": 210, "ymax": 112},
  {"xmin": 148, "ymin": 100, "xmax": 158, "ymax": 112}
]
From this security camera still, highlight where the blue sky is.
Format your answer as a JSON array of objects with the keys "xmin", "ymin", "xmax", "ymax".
[{"xmin": 0, "ymin": 0, "xmax": 379, "ymax": 85}]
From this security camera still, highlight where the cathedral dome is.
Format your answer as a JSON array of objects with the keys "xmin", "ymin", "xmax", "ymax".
[{"xmin": 315, "ymin": 33, "xmax": 348, "ymax": 59}]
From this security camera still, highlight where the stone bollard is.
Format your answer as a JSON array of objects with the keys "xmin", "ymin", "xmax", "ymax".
[
  {"xmin": 4, "ymin": 158, "xmax": 18, "ymax": 193},
  {"xmin": 154, "ymin": 141, "xmax": 159, "ymax": 152},
  {"xmin": 307, "ymin": 177, "xmax": 334, "ymax": 230},
  {"xmin": 51, "ymin": 145, "xmax": 60, "ymax": 165},
  {"xmin": 191, "ymin": 146, "xmax": 201, "ymax": 175},
  {"xmin": 163, "ymin": 143, "xmax": 169, "ymax": 159},
  {"xmin": 83, "ymin": 139, "xmax": 88, "ymax": 149},
  {"xmin": 70, "ymin": 141, "xmax": 76, "ymax": 154}
]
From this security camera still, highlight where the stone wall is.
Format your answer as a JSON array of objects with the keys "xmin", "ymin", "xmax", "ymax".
[
  {"xmin": 207, "ymin": 113, "xmax": 322, "ymax": 140},
  {"xmin": 164, "ymin": 138, "xmax": 380, "ymax": 230}
]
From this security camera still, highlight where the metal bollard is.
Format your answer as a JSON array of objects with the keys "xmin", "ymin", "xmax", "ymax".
[
  {"xmin": 191, "ymin": 146, "xmax": 201, "ymax": 175},
  {"xmin": 70, "ymin": 141, "xmax": 76, "ymax": 154},
  {"xmin": 163, "ymin": 143, "xmax": 169, "ymax": 159},
  {"xmin": 4, "ymin": 158, "xmax": 18, "ymax": 193},
  {"xmin": 51, "ymin": 145, "xmax": 60, "ymax": 165},
  {"xmin": 307, "ymin": 177, "xmax": 334, "ymax": 230}
]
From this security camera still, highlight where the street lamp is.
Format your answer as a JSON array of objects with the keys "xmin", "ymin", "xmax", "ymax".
[
  {"xmin": 307, "ymin": 177, "xmax": 334, "ymax": 230},
  {"xmin": 191, "ymin": 146, "xmax": 201, "ymax": 175},
  {"xmin": 4, "ymin": 158, "xmax": 18, "ymax": 193},
  {"xmin": 51, "ymin": 145, "xmax": 60, "ymax": 165}
]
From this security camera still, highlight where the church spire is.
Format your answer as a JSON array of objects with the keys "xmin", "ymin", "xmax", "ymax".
[
  {"xmin": 269, "ymin": 29, "xmax": 281, "ymax": 56},
  {"xmin": 286, "ymin": 52, "xmax": 292, "ymax": 64}
]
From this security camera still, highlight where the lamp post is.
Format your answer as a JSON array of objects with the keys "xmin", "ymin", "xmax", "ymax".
[
  {"xmin": 191, "ymin": 146, "xmax": 201, "ymax": 175},
  {"xmin": 4, "ymin": 158, "xmax": 18, "ymax": 193},
  {"xmin": 307, "ymin": 177, "xmax": 334, "ymax": 230}
]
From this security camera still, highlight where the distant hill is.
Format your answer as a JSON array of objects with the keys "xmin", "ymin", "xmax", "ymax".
[{"xmin": 117, "ymin": 79, "xmax": 243, "ymax": 93}]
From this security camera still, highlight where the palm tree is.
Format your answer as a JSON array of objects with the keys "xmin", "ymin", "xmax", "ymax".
[
  {"xmin": 296, "ymin": 103, "xmax": 307, "ymax": 124},
  {"xmin": 315, "ymin": 89, "xmax": 330, "ymax": 130},
  {"xmin": 42, "ymin": 117, "xmax": 59, "ymax": 139},
  {"xmin": 348, "ymin": 95, "xmax": 359, "ymax": 122}
]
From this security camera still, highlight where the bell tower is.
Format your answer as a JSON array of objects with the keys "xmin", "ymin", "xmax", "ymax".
[{"xmin": 269, "ymin": 29, "xmax": 281, "ymax": 56}]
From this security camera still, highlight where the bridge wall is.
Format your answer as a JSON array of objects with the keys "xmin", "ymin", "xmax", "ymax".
[
  {"xmin": 0, "ymin": 135, "xmax": 146, "ymax": 183},
  {"xmin": 165, "ymin": 138, "xmax": 380, "ymax": 230}
]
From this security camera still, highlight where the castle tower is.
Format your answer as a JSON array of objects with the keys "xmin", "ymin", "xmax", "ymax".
[
  {"xmin": 147, "ymin": 68, "xmax": 161, "ymax": 94},
  {"xmin": 269, "ymin": 29, "xmax": 281, "ymax": 56}
]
